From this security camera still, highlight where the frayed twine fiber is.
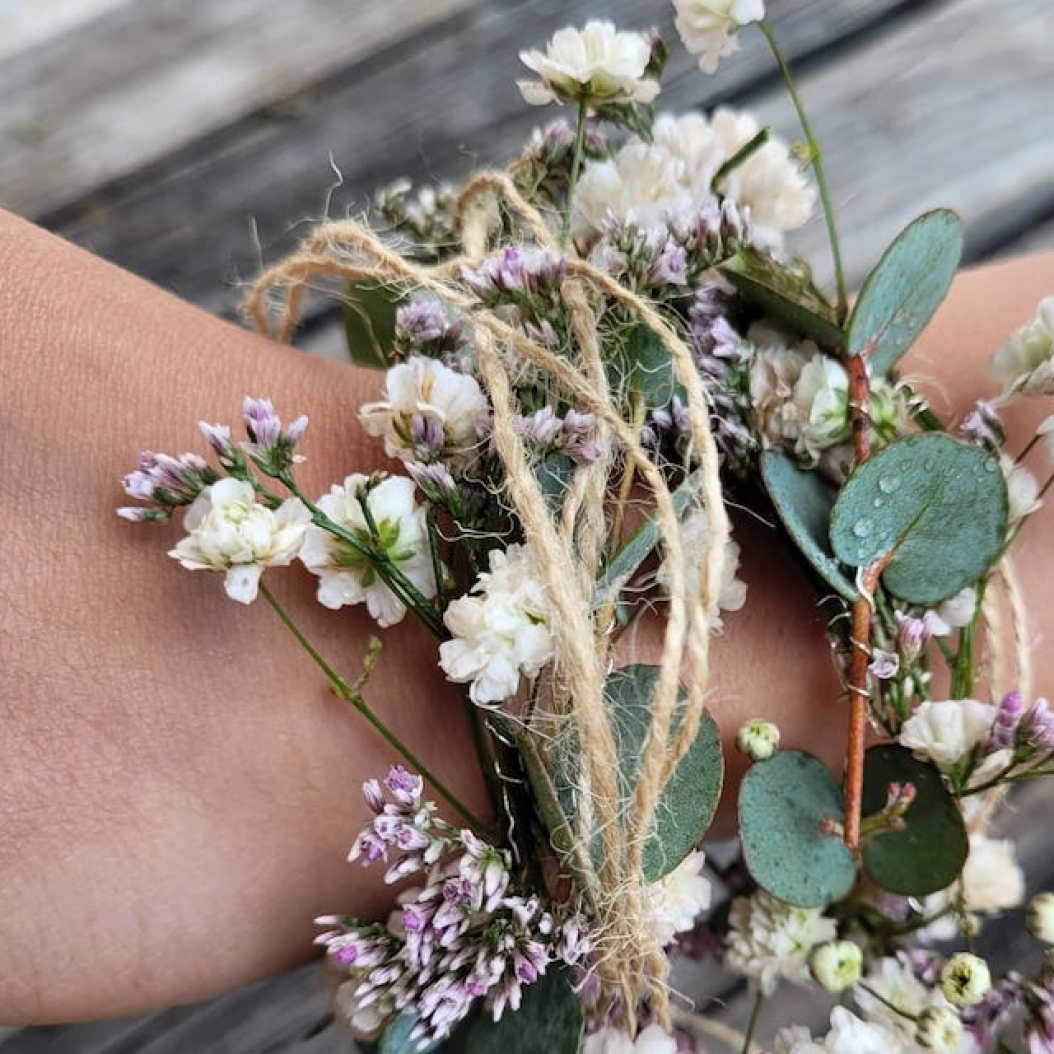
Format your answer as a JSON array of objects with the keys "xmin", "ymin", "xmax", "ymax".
[{"xmin": 245, "ymin": 170, "xmax": 729, "ymax": 1028}]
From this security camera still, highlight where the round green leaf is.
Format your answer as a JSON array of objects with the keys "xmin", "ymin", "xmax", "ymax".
[
  {"xmin": 343, "ymin": 280, "xmax": 404, "ymax": 369},
  {"xmin": 606, "ymin": 322, "xmax": 677, "ymax": 409},
  {"xmin": 861, "ymin": 744, "xmax": 968, "ymax": 896},
  {"xmin": 829, "ymin": 434, "xmax": 1007, "ymax": 604},
  {"xmin": 738, "ymin": 750, "xmax": 856, "ymax": 907},
  {"xmin": 761, "ymin": 449, "xmax": 857, "ymax": 601},
  {"xmin": 443, "ymin": 968, "xmax": 583, "ymax": 1054},
  {"xmin": 848, "ymin": 209, "xmax": 962, "ymax": 375}
]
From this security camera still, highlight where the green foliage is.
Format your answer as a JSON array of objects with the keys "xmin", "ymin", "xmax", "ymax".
[
  {"xmin": 861, "ymin": 745, "xmax": 968, "ymax": 896},
  {"xmin": 343, "ymin": 280, "xmax": 404, "ymax": 368},
  {"xmin": 552, "ymin": 665, "xmax": 723, "ymax": 882},
  {"xmin": 847, "ymin": 209, "xmax": 962, "ymax": 375},
  {"xmin": 760, "ymin": 450, "xmax": 857, "ymax": 601},
  {"xmin": 606, "ymin": 322, "xmax": 678, "ymax": 410},
  {"xmin": 722, "ymin": 249, "xmax": 843, "ymax": 347},
  {"xmin": 535, "ymin": 453, "xmax": 576, "ymax": 516},
  {"xmin": 738, "ymin": 750, "xmax": 856, "ymax": 907},
  {"xmin": 442, "ymin": 968, "xmax": 583, "ymax": 1054},
  {"xmin": 829, "ymin": 434, "xmax": 1008, "ymax": 604},
  {"xmin": 379, "ymin": 1014, "xmax": 439, "ymax": 1054}
]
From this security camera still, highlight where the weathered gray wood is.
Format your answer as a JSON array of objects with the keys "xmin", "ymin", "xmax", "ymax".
[
  {"xmin": 0, "ymin": 0, "xmax": 473, "ymax": 218},
  {"xmin": 38, "ymin": 0, "xmax": 911, "ymax": 315}
]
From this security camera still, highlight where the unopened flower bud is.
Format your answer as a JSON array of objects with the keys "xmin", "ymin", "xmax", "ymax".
[
  {"xmin": 940, "ymin": 952, "xmax": 991, "ymax": 1007},
  {"xmin": 810, "ymin": 940, "xmax": 862, "ymax": 992},
  {"xmin": 1027, "ymin": 892, "xmax": 1054, "ymax": 943},
  {"xmin": 915, "ymin": 1005, "xmax": 963, "ymax": 1053},
  {"xmin": 736, "ymin": 718, "xmax": 781, "ymax": 761}
]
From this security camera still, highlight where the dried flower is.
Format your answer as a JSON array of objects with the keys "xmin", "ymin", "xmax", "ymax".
[
  {"xmin": 645, "ymin": 850, "xmax": 712, "ymax": 946},
  {"xmin": 299, "ymin": 474, "xmax": 437, "ymax": 627},
  {"xmin": 810, "ymin": 941, "xmax": 863, "ymax": 992},
  {"xmin": 898, "ymin": 699, "xmax": 995, "ymax": 772},
  {"xmin": 1028, "ymin": 893, "xmax": 1054, "ymax": 943},
  {"xmin": 584, "ymin": 1025, "xmax": 678, "ymax": 1054},
  {"xmin": 960, "ymin": 834, "xmax": 1025, "ymax": 913},
  {"xmin": 674, "ymin": 0, "xmax": 765, "ymax": 74},
  {"xmin": 119, "ymin": 450, "xmax": 218, "ymax": 521},
  {"xmin": 940, "ymin": 952, "xmax": 991, "ymax": 1008},
  {"xmin": 518, "ymin": 22, "xmax": 660, "ymax": 107},
  {"xmin": 439, "ymin": 544, "xmax": 554, "ymax": 706},
  {"xmin": 989, "ymin": 295, "xmax": 1054, "ymax": 398},
  {"xmin": 241, "ymin": 396, "xmax": 308, "ymax": 474},
  {"xmin": 915, "ymin": 1006, "xmax": 963, "ymax": 1053},
  {"xmin": 736, "ymin": 718, "xmax": 781, "ymax": 761},
  {"xmin": 168, "ymin": 478, "xmax": 310, "ymax": 603}
]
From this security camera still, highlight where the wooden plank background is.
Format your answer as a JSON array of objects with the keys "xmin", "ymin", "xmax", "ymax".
[{"xmin": 2, "ymin": 0, "xmax": 1053, "ymax": 1049}]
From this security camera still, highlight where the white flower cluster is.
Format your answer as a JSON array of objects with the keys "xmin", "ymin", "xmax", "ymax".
[
  {"xmin": 989, "ymin": 295, "xmax": 1054, "ymax": 398},
  {"xmin": 644, "ymin": 849, "xmax": 712, "ymax": 946},
  {"xmin": 673, "ymin": 0, "xmax": 765, "ymax": 74}
]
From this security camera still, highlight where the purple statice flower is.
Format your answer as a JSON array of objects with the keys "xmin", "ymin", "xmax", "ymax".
[
  {"xmin": 869, "ymin": 648, "xmax": 900, "ymax": 680},
  {"xmin": 961, "ymin": 399, "xmax": 1006, "ymax": 448},
  {"xmin": 893, "ymin": 609, "xmax": 949, "ymax": 663},
  {"xmin": 989, "ymin": 691, "xmax": 1026, "ymax": 750},
  {"xmin": 1017, "ymin": 697, "xmax": 1054, "ymax": 759},
  {"xmin": 240, "ymin": 396, "xmax": 308, "ymax": 475},
  {"xmin": 461, "ymin": 247, "xmax": 567, "ymax": 306},
  {"xmin": 512, "ymin": 406, "xmax": 600, "ymax": 465},
  {"xmin": 118, "ymin": 450, "xmax": 219, "ymax": 522},
  {"xmin": 405, "ymin": 460, "xmax": 459, "ymax": 502},
  {"xmin": 375, "ymin": 180, "xmax": 458, "ymax": 260},
  {"xmin": 589, "ymin": 221, "xmax": 689, "ymax": 296},
  {"xmin": 963, "ymin": 977, "xmax": 1020, "ymax": 1050},
  {"xmin": 514, "ymin": 120, "xmax": 609, "ymax": 207},
  {"xmin": 393, "ymin": 297, "xmax": 470, "ymax": 362},
  {"xmin": 669, "ymin": 198, "xmax": 753, "ymax": 276}
]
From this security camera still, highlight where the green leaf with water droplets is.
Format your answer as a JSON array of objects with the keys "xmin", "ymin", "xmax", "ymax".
[
  {"xmin": 738, "ymin": 750, "xmax": 856, "ymax": 907},
  {"xmin": 847, "ymin": 210, "xmax": 962, "ymax": 375},
  {"xmin": 723, "ymin": 248, "xmax": 843, "ymax": 347},
  {"xmin": 829, "ymin": 434, "xmax": 1007, "ymax": 604},
  {"xmin": 761, "ymin": 450, "xmax": 857, "ymax": 601},
  {"xmin": 442, "ymin": 967, "xmax": 583, "ymax": 1054},
  {"xmin": 861, "ymin": 745, "xmax": 968, "ymax": 896},
  {"xmin": 343, "ymin": 280, "xmax": 404, "ymax": 369}
]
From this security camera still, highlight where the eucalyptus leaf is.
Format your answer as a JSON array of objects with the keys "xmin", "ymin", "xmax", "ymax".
[
  {"xmin": 343, "ymin": 280, "xmax": 404, "ymax": 369},
  {"xmin": 738, "ymin": 750, "xmax": 856, "ymax": 907},
  {"xmin": 829, "ymin": 434, "xmax": 1007, "ymax": 604},
  {"xmin": 535, "ymin": 453, "xmax": 576, "ymax": 516},
  {"xmin": 594, "ymin": 470, "xmax": 703, "ymax": 608},
  {"xmin": 847, "ymin": 209, "xmax": 962, "ymax": 375},
  {"xmin": 380, "ymin": 1014, "xmax": 439, "ymax": 1054},
  {"xmin": 722, "ymin": 249, "xmax": 843, "ymax": 347},
  {"xmin": 606, "ymin": 322, "xmax": 677, "ymax": 409},
  {"xmin": 442, "ymin": 968, "xmax": 583, "ymax": 1054},
  {"xmin": 552, "ymin": 665, "xmax": 723, "ymax": 882},
  {"xmin": 760, "ymin": 450, "xmax": 857, "ymax": 601},
  {"xmin": 861, "ymin": 745, "xmax": 968, "ymax": 896}
]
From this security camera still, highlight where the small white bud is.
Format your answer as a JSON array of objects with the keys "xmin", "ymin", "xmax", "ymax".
[
  {"xmin": 940, "ymin": 951, "xmax": 991, "ymax": 1007},
  {"xmin": 809, "ymin": 940, "xmax": 862, "ymax": 992},
  {"xmin": 1027, "ymin": 892, "xmax": 1054, "ymax": 943},
  {"xmin": 915, "ymin": 1005, "xmax": 963, "ymax": 1053},
  {"xmin": 736, "ymin": 718, "xmax": 781, "ymax": 761}
]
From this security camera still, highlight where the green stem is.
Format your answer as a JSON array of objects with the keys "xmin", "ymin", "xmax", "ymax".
[
  {"xmin": 758, "ymin": 20, "xmax": 848, "ymax": 320},
  {"xmin": 258, "ymin": 582, "xmax": 485, "ymax": 833},
  {"xmin": 711, "ymin": 127, "xmax": 770, "ymax": 194},
  {"xmin": 561, "ymin": 96, "xmax": 590, "ymax": 248},
  {"xmin": 740, "ymin": 989, "xmax": 764, "ymax": 1054}
]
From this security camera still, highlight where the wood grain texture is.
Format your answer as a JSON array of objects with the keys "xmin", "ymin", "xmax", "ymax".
[{"xmin": 29, "ymin": 0, "xmax": 911, "ymax": 314}]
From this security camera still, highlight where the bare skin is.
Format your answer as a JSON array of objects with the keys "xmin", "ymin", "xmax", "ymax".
[{"xmin": 1, "ymin": 208, "xmax": 1051, "ymax": 1022}]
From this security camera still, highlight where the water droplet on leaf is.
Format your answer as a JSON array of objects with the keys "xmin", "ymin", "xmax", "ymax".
[
  {"xmin": 878, "ymin": 474, "xmax": 900, "ymax": 494},
  {"xmin": 852, "ymin": 518, "xmax": 873, "ymax": 538}
]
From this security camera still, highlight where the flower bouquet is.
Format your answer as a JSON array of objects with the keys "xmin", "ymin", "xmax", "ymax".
[{"xmin": 118, "ymin": 5, "xmax": 1054, "ymax": 1053}]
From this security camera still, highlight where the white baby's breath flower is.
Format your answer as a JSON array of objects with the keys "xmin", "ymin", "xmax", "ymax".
[
  {"xmin": 583, "ymin": 1025, "xmax": 677, "ymax": 1054},
  {"xmin": 518, "ymin": 21, "xmax": 659, "ymax": 107},
  {"xmin": 359, "ymin": 356, "xmax": 489, "ymax": 467},
  {"xmin": 169, "ymin": 477, "xmax": 310, "ymax": 604},
  {"xmin": 725, "ymin": 889, "xmax": 837, "ymax": 995},
  {"xmin": 645, "ymin": 850, "xmax": 712, "ymax": 946},
  {"xmin": 299, "ymin": 474, "xmax": 437, "ymax": 628},
  {"xmin": 936, "ymin": 587, "xmax": 978, "ymax": 630},
  {"xmin": 989, "ymin": 295, "xmax": 1054, "ymax": 398},
  {"xmin": 674, "ymin": 0, "xmax": 765, "ymax": 74},
  {"xmin": 855, "ymin": 956, "xmax": 933, "ymax": 1032},
  {"xmin": 770, "ymin": 1007, "xmax": 913, "ymax": 1054},
  {"xmin": 960, "ymin": 834, "xmax": 1024, "ymax": 913},
  {"xmin": 898, "ymin": 699, "xmax": 995, "ymax": 772},
  {"xmin": 1001, "ymin": 454, "xmax": 1042, "ymax": 522},
  {"xmin": 438, "ymin": 543, "xmax": 554, "ymax": 706}
]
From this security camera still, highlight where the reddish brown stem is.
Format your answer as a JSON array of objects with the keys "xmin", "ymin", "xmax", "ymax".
[{"xmin": 843, "ymin": 352, "xmax": 874, "ymax": 851}]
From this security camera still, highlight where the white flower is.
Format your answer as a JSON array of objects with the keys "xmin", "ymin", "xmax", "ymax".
[
  {"xmin": 725, "ymin": 889, "xmax": 837, "ymax": 995},
  {"xmin": 736, "ymin": 718, "xmax": 781, "ymax": 761},
  {"xmin": 358, "ymin": 356, "xmax": 489, "ymax": 467},
  {"xmin": 960, "ymin": 834, "xmax": 1024, "ymax": 913},
  {"xmin": 583, "ymin": 1025, "xmax": 677, "ymax": 1054},
  {"xmin": 770, "ymin": 1007, "xmax": 913, "ymax": 1054},
  {"xmin": 573, "ymin": 110, "xmax": 813, "ymax": 250},
  {"xmin": 1001, "ymin": 453, "xmax": 1042, "ymax": 522},
  {"xmin": 989, "ymin": 295, "xmax": 1054, "ymax": 397},
  {"xmin": 936, "ymin": 587, "xmax": 977, "ymax": 630},
  {"xmin": 438, "ymin": 544, "xmax": 554, "ymax": 706},
  {"xmin": 855, "ymin": 955, "xmax": 932, "ymax": 1028},
  {"xmin": 749, "ymin": 339, "xmax": 850, "ymax": 465},
  {"xmin": 674, "ymin": 0, "xmax": 764, "ymax": 73},
  {"xmin": 915, "ymin": 1006, "xmax": 964, "ymax": 1054},
  {"xmin": 810, "ymin": 941, "xmax": 863, "ymax": 992},
  {"xmin": 644, "ymin": 850, "xmax": 712, "ymax": 946},
  {"xmin": 169, "ymin": 477, "xmax": 310, "ymax": 604},
  {"xmin": 518, "ymin": 21, "xmax": 659, "ymax": 107},
  {"xmin": 1027, "ymin": 891, "xmax": 1054, "ymax": 942},
  {"xmin": 940, "ymin": 952, "xmax": 991, "ymax": 1008},
  {"xmin": 898, "ymin": 699, "xmax": 995, "ymax": 772},
  {"xmin": 655, "ymin": 507, "xmax": 746, "ymax": 622},
  {"xmin": 299, "ymin": 474, "xmax": 437, "ymax": 627}
]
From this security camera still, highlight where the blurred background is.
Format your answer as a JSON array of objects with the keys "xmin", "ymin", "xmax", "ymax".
[{"xmin": 1, "ymin": 0, "xmax": 1053, "ymax": 1050}]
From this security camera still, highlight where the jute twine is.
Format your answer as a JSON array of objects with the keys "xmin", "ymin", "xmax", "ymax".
[{"xmin": 245, "ymin": 171, "xmax": 730, "ymax": 1028}]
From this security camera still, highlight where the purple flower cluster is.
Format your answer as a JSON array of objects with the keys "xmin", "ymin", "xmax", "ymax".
[
  {"xmin": 118, "ymin": 450, "xmax": 218, "ymax": 522},
  {"xmin": 988, "ymin": 692, "xmax": 1054, "ymax": 761},
  {"xmin": 512, "ymin": 406, "xmax": 600, "ymax": 464},
  {"xmin": 320, "ymin": 768, "xmax": 592, "ymax": 1046},
  {"xmin": 375, "ymin": 179, "xmax": 458, "ymax": 259},
  {"xmin": 394, "ymin": 298, "xmax": 471, "ymax": 362},
  {"xmin": 240, "ymin": 396, "xmax": 308, "ymax": 475},
  {"xmin": 461, "ymin": 247, "xmax": 567, "ymax": 307}
]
